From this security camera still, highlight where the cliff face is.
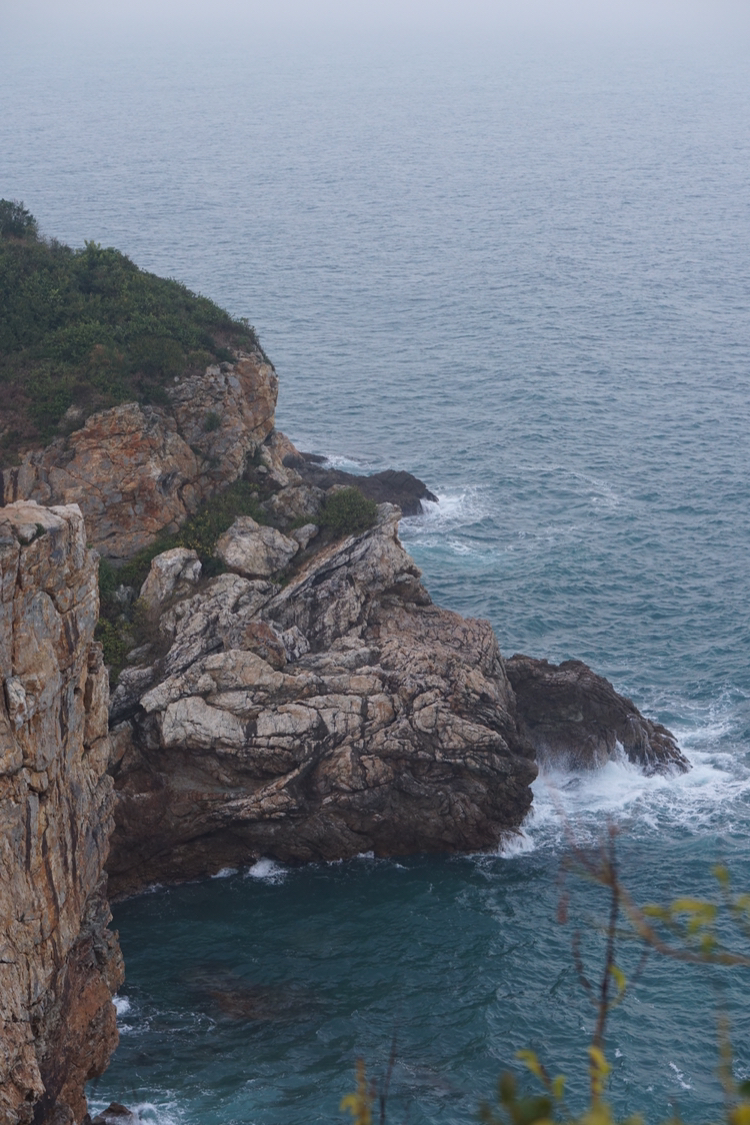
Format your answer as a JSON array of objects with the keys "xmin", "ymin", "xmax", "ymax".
[
  {"xmin": 0, "ymin": 501, "xmax": 122, "ymax": 1125},
  {"xmin": 107, "ymin": 506, "xmax": 538, "ymax": 896},
  {"xmin": 0, "ymin": 353, "xmax": 277, "ymax": 564}
]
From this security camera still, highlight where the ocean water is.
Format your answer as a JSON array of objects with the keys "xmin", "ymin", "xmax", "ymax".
[{"xmin": 2, "ymin": 13, "xmax": 750, "ymax": 1123}]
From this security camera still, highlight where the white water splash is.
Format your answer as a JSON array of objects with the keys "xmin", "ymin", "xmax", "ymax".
[
  {"xmin": 244, "ymin": 858, "xmax": 287, "ymax": 884},
  {"xmin": 520, "ymin": 727, "xmax": 750, "ymax": 852},
  {"xmin": 113, "ymin": 995, "xmax": 131, "ymax": 1017},
  {"xmin": 497, "ymin": 830, "xmax": 536, "ymax": 858},
  {"xmin": 401, "ymin": 486, "xmax": 490, "ymax": 537}
]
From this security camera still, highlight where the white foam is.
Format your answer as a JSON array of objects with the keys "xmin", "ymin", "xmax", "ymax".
[
  {"xmin": 210, "ymin": 867, "xmax": 238, "ymax": 879},
  {"xmin": 113, "ymin": 995, "xmax": 131, "ymax": 1017},
  {"xmin": 133, "ymin": 1103, "xmax": 183, "ymax": 1125},
  {"xmin": 320, "ymin": 452, "xmax": 370, "ymax": 472},
  {"xmin": 87, "ymin": 1100, "xmax": 183, "ymax": 1125},
  {"xmin": 522, "ymin": 732, "xmax": 750, "ymax": 851},
  {"xmin": 401, "ymin": 486, "xmax": 490, "ymax": 536},
  {"xmin": 244, "ymin": 858, "xmax": 287, "ymax": 884},
  {"xmin": 517, "ymin": 462, "xmax": 626, "ymax": 510},
  {"xmin": 669, "ymin": 1062, "xmax": 692, "ymax": 1091}
]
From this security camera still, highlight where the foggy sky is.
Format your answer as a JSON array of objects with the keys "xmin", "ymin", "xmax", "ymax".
[{"xmin": 9, "ymin": 0, "xmax": 750, "ymax": 40}]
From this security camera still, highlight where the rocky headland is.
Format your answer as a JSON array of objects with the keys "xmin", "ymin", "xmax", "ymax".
[{"xmin": 0, "ymin": 218, "xmax": 689, "ymax": 1123}]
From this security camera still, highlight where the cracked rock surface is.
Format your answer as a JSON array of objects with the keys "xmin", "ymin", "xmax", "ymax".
[
  {"xmin": 107, "ymin": 506, "xmax": 538, "ymax": 895},
  {"xmin": 0, "ymin": 353, "xmax": 277, "ymax": 563},
  {"xmin": 0, "ymin": 501, "xmax": 123, "ymax": 1125}
]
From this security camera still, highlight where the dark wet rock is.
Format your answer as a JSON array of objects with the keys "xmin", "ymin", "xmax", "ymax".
[
  {"xmin": 90, "ymin": 1104, "xmax": 137, "ymax": 1125},
  {"xmin": 282, "ymin": 453, "xmax": 438, "ymax": 516},
  {"xmin": 506, "ymin": 654, "xmax": 690, "ymax": 775}
]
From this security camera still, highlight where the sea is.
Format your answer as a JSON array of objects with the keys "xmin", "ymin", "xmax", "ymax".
[{"xmin": 2, "ymin": 9, "xmax": 750, "ymax": 1123}]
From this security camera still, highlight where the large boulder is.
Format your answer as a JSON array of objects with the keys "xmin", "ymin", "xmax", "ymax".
[
  {"xmin": 215, "ymin": 516, "xmax": 299, "ymax": 578},
  {"xmin": 0, "ymin": 501, "xmax": 122, "ymax": 1125},
  {"xmin": 139, "ymin": 547, "xmax": 201, "ymax": 609},
  {"xmin": 106, "ymin": 509, "xmax": 537, "ymax": 895},
  {"xmin": 282, "ymin": 454, "xmax": 438, "ymax": 516}
]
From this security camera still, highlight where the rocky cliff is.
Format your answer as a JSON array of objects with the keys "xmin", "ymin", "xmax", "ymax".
[
  {"xmin": 0, "ymin": 352, "xmax": 277, "ymax": 563},
  {"xmin": 0, "ymin": 501, "xmax": 123, "ymax": 1125},
  {"xmin": 0, "ymin": 345, "xmax": 690, "ymax": 1119},
  {"xmin": 103, "ymin": 483, "xmax": 688, "ymax": 897}
]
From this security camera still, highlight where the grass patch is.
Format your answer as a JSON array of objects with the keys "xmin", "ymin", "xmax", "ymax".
[{"xmin": 320, "ymin": 487, "xmax": 378, "ymax": 538}]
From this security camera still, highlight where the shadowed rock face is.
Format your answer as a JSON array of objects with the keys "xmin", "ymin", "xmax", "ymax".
[
  {"xmin": 106, "ymin": 507, "xmax": 538, "ymax": 896},
  {"xmin": 505, "ymin": 655, "xmax": 690, "ymax": 775},
  {"xmin": 0, "ymin": 353, "xmax": 277, "ymax": 563},
  {"xmin": 0, "ymin": 501, "xmax": 123, "ymax": 1125}
]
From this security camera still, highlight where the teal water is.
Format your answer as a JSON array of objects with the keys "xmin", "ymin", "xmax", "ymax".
[{"xmin": 2, "ymin": 15, "xmax": 750, "ymax": 1123}]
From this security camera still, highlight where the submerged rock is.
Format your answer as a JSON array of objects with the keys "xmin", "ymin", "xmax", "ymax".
[
  {"xmin": 90, "ymin": 1104, "xmax": 137, "ymax": 1125},
  {"xmin": 506, "ymin": 654, "xmax": 690, "ymax": 775}
]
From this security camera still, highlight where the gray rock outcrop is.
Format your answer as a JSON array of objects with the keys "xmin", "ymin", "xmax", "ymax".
[{"xmin": 215, "ymin": 517, "xmax": 299, "ymax": 578}]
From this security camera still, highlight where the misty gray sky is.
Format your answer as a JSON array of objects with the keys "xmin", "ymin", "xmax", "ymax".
[{"xmin": 8, "ymin": 0, "xmax": 750, "ymax": 41}]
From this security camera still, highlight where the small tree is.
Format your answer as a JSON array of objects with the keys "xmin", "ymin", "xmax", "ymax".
[{"xmin": 0, "ymin": 199, "xmax": 38, "ymax": 240}]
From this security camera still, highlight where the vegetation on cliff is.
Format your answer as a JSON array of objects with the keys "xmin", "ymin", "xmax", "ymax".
[{"xmin": 0, "ymin": 199, "xmax": 264, "ymax": 458}]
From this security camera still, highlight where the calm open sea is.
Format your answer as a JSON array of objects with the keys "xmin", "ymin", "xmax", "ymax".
[{"xmin": 2, "ymin": 13, "xmax": 750, "ymax": 1123}]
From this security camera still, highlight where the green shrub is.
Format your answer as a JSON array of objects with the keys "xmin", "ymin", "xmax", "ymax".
[
  {"xmin": 94, "ymin": 617, "xmax": 132, "ymax": 685},
  {"xmin": 204, "ymin": 410, "xmax": 221, "ymax": 432},
  {"xmin": 0, "ymin": 201, "xmax": 265, "ymax": 455},
  {"xmin": 98, "ymin": 557, "xmax": 118, "ymax": 598},
  {"xmin": 321, "ymin": 487, "xmax": 378, "ymax": 538},
  {"xmin": 115, "ymin": 480, "xmax": 267, "ymax": 593}
]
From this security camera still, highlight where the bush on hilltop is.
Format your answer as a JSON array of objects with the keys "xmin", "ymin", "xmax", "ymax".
[{"xmin": 0, "ymin": 201, "xmax": 265, "ymax": 458}]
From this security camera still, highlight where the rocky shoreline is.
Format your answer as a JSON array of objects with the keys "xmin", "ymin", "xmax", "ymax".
[{"xmin": 0, "ymin": 349, "xmax": 689, "ymax": 1124}]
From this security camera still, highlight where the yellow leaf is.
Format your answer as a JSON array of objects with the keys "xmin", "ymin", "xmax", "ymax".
[
  {"xmin": 714, "ymin": 864, "xmax": 730, "ymax": 888},
  {"xmin": 610, "ymin": 963, "xmax": 626, "ymax": 997},
  {"xmin": 517, "ymin": 1049, "xmax": 544, "ymax": 1080},
  {"xmin": 588, "ymin": 1046, "xmax": 611, "ymax": 1077},
  {"xmin": 671, "ymin": 897, "xmax": 712, "ymax": 915},
  {"xmin": 642, "ymin": 905, "xmax": 669, "ymax": 919},
  {"xmin": 552, "ymin": 1075, "xmax": 566, "ymax": 1100}
]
